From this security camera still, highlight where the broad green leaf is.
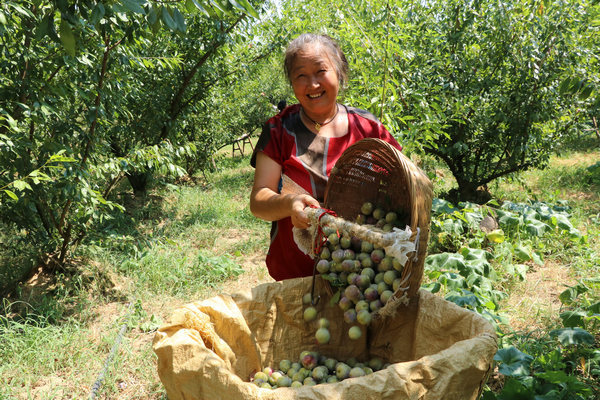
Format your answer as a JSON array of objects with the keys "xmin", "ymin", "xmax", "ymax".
[
  {"xmin": 486, "ymin": 229, "xmax": 505, "ymax": 243},
  {"xmin": 235, "ymin": 0, "xmax": 258, "ymax": 18},
  {"xmin": 0, "ymin": 12, "xmax": 6, "ymax": 25},
  {"xmin": 122, "ymin": 0, "xmax": 146, "ymax": 14},
  {"xmin": 172, "ymin": 7, "xmax": 186, "ymax": 32},
  {"xmin": 559, "ymin": 310, "xmax": 587, "ymax": 328},
  {"xmin": 59, "ymin": 19, "xmax": 76, "ymax": 56},
  {"xmin": 90, "ymin": 3, "xmax": 105, "ymax": 24},
  {"xmin": 3, "ymin": 189, "xmax": 18, "ymax": 200},
  {"xmin": 420, "ymin": 281, "xmax": 441, "ymax": 293},
  {"xmin": 12, "ymin": 180, "xmax": 32, "ymax": 191},
  {"xmin": 549, "ymin": 327, "xmax": 595, "ymax": 346},
  {"xmin": 431, "ymin": 198, "xmax": 458, "ymax": 214},
  {"xmin": 514, "ymin": 245, "xmax": 531, "ymax": 262},
  {"xmin": 35, "ymin": 14, "xmax": 52, "ymax": 40},
  {"xmin": 558, "ymin": 283, "xmax": 588, "ymax": 305},
  {"xmin": 161, "ymin": 6, "xmax": 177, "ymax": 31},
  {"xmin": 496, "ymin": 378, "xmax": 534, "ymax": 399},
  {"xmin": 525, "ymin": 219, "xmax": 548, "ymax": 237},
  {"xmin": 493, "ymin": 346, "xmax": 533, "ymax": 376},
  {"xmin": 425, "ymin": 252, "xmax": 466, "ymax": 271}
]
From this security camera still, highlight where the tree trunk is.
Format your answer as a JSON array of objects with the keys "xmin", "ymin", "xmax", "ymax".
[{"xmin": 126, "ymin": 171, "xmax": 152, "ymax": 197}]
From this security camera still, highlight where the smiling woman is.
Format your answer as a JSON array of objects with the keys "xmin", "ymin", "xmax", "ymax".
[{"xmin": 249, "ymin": 33, "xmax": 403, "ymax": 281}]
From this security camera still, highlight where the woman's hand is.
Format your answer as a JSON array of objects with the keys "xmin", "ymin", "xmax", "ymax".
[
  {"xmin": 289, "ymin": 194, "xmax": 320, "ymax": 229},
  {"xmin": 250, "ymin": 152, "xmax": 320, "ymax": 228}
]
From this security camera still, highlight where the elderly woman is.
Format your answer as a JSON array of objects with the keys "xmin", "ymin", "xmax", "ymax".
[{"xmin": 250, "ymin": 33, "xmax": 402, "ymax": 281}]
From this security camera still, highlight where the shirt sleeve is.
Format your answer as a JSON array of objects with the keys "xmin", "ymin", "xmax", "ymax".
[{"xmin": 250, "ymin": 117, "xmax": 285, "ymax": 168}]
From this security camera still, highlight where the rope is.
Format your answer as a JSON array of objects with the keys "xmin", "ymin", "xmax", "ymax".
[
  {"xmin": 310, "ymin": 205, "xmax": 338, "ymax": 257},
  {"xmin": 89, "ymin": 301, "xmax": 135, "ymax": 400}
]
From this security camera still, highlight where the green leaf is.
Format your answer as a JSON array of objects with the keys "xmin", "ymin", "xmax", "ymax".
[
  {"xmin": 0, "ymin": 12, "xmax": 6, "ymax": 25},
  {"xmin": 161, "ymin": 6, "xmax": 177, "ymax": 31},
  {"xmin": 496, "ymin": 378, "xmax": 534, "ymax": 399},
  {"xmin": 12, "ymin": 180, "xmax": 32, "ymax": 191},
  {"xmin": 122, "ymin": 0, "xmax": 146, "ymax": 14},
  {"xmin": 35, "ymin": 14, "xmax": 51, "ymax": 40},
  {"xmin": 90, "ymin": 3, "xmax": 106, "ymax": 24},
  {"xmin": 514, "ymin": 245, "xmax": 532, "ymax": 262},
  {"xmin": 549, "ymin": 327, "xmax": 595, "ymax": 346},
  {"xmin": 59, "ymin": 19, "xmax": 76, "ymax": 56},
  {"xmin": 235, "ymin": 0, "xmax": 258, "ymax": 18},
  {"xmin": 493, "ymin": 346, "xmax": 533, "ymax": 376},
  {"xmin": 3, "ymin": 189, "xmax": 18, "ymax": 200},
  {"xmin": 559, "ymin": 283, "xmax": 588, "ymax": 305},
  {"xmin": 486, "ymin": 229, "xmax": 505, "ymax": 243},
  {"xmin": 560, "ymin": 310, "xmax": 587, "ymax": 328},
  {"xmin": 190, "ymin": 0, "xmax": 208, "ymax": 14},
  {"xmin": 172, "ymin": 7, "xmax": 186, "ymax": 32},
  {"xmin": 425, "ymin": 252, "xmax": 466, "ymax": 272}
]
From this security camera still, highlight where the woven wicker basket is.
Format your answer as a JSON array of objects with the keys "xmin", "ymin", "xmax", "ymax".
[{"xmin": 324, "ymin": 138, "xmax": 433, "ymax": 300}]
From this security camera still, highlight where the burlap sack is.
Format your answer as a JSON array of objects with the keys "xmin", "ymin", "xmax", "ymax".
[{"xmin": 153, "ymin": 276, "xmax": 497, "ymax": 400}]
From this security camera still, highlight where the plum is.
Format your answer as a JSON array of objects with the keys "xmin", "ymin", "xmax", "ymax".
[
  {"xmin": 371, "ymin": 249, "xmax": 384, "ymax": 264},
  {"xmin": 355, "ymin": 299, "xmax": 369, "ymax": 312},
  {"xmin": 368, "ymin": 357, "xmax": 385, "ymax": 371},
  {"xmin": 356, "ymin": 309, "xmax": 372, "ymax": 325},
  {"xmin": 341, "ymin": 259, "xmax": 356, "ymax": 272},
  {"xmin": 361, "ymin": 241, "xmax": 374, "ymax": 253},
  {"xmin": 343, "ymin": 249, "xmax": 356, "ymax": 260},
  {"xmin": 331, "ymin": 249, "xmax": 345, "ymax": 263},
  {"xmin": 380, "ymin": 290, "xmax": 394, "ymax": 304},
  {"xmin": 324, "ymin": 357, "xmax": 338, "ymax": 372},
  {"xmin": 303, "ymin": 377, "xmax": 317, "ymax": 386},
  {"xmin": 385, "ymin": 211, "xmax": 398, "ymax": 223},
  {"xmin": 276, "ymin": 375, "xmax": 292, "ymax": 387},
  {"xmin": 253, "ymin": 371, "xmax": 269, "ymax": 382},
  {"xmin": 373, "ymin": 208, "xmax": 385, "ymax": 220},
  {"xmin": 311, "ymin": 365, "xmax": 329, "ymax": 381},
  {"xmin": 348, "ymin": 325, "xmax": 362, "ymax": 340},
  {"xmin": 335, "ymin": 362, "xmax": 351, "ymax": 380},
  {"xmin": 318, "ymin": 318, "xmax": 330, "ymax": 329},
  {"xmin": 343, "ymin": 308, "xmax": 357, "ymax": 324},
  {"xmin": 363, "ymin": 286, "xmax": 379, "ymax": 302},
  {"xmin": 340, "ymin": 235, "xmax": 351, "ymax": 249},
  {"xmin": 316, "ymin": 259, "xmax": 330, "ymax": 274},
  {"xmin": 327, "ymin": 232, "xmax": 339, "ymax": 246},
  {"xmin": 361, "ymin": 256, "xmax": 374, "ymax": 268},
  {"xmin": 369, "ymin": 299, "xmax": 383, "ymax": 312},
  {"xmin": 315, "ymin": 327, "xmax": 330, "ymax": 344},
  {"xmin": 349, "ymin": 367, "xmax": 366, "ymax": 378},
  {"xmin": 344, "ymin": 284, "xmax": 362, "ymax": 303},
  {"xmin": 338, "ymin": 296, "xmax": 352, "ymax": 311},
  {"xmin": 361, "ymin": 202, "xmax": 374, "ymax": 215},
  {"xmin": 379, "ymin": 256, "xmax": 393, "ymax": 271},
  {"xmin": 279, "ymin": 359, "xmax": 292, "ymax": 373},
  {"xmin": 355, "ymin": 274, "xmax": 371, "ymax": 290},
  {"xmin": 303, "ymin": 306, "xmax": 317, "ymax": 322},
  {"xmin": 383, "ymin": 270, "xmax": 398, "ymax": 285},
  {"xmin": 301, "ymin": 353, "xmax": 318, "ymax": 370},
  {"xmin": 361, "ymin": 267, "xmax": 376, "ymax": 280}
]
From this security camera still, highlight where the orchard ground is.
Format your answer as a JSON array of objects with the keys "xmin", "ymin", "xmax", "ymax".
[{"xmin": 2, "ymin": 139, "xmax": 598, "ymax": 399}]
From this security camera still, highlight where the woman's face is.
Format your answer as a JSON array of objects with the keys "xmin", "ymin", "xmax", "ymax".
[{"xmin": 289, "ymin": 44, "xmax": 339, "ymax": 118}]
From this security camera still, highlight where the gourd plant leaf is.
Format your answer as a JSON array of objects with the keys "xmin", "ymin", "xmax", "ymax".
[
  {"xmin": 549, "ymin": 327, "xmax": 595, "ymax": 346},
  {"xmin": 494, "ymin": 346, "xmax": 534, "ymax": 377},
  {"xmin": 559, "ymin": 310, "xmax": 587, "ymax": 328}
]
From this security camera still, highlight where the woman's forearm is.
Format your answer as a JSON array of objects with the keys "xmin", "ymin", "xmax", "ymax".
[{"xmin": 250, "ymin": 187, "xmax": 295, "ymax": 222}]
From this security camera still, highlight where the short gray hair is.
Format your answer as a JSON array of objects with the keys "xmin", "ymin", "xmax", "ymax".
[{"xmin": 284, "ymin": 33, "xmax": 349, "ymax": 88}]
